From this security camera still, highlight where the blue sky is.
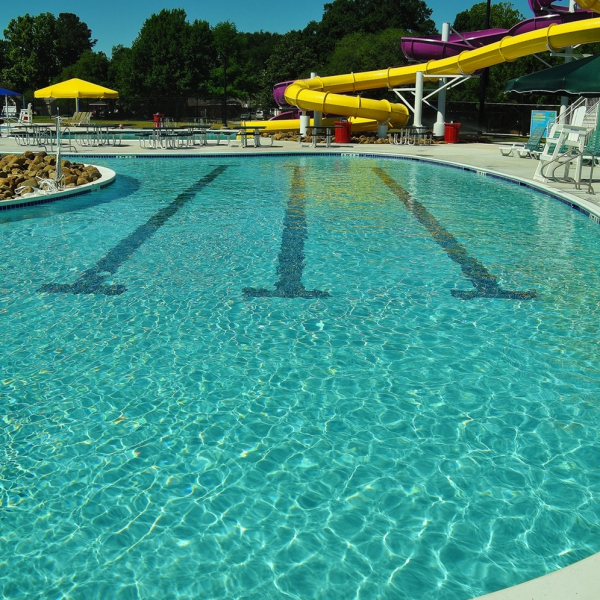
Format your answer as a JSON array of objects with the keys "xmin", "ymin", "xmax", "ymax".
[{"xmin": 0, "ymin": 0, "xmax": 544, "ymax": 56}]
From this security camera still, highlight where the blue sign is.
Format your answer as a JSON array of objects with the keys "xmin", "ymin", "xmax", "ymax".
[{"xmin": 530, "ymin": 110, "xmax": 557, "ymax": 136}]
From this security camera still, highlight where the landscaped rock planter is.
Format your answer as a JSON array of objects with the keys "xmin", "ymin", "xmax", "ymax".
[
  {"xmin": 0, "ymin": 151, "xmax": 102, "ymax": 200},
  {"xmin": 272, "ymin": 131, "xmax": 391, "ymax": 144}
]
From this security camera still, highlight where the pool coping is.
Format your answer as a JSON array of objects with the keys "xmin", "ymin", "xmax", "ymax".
[
  {"xmin": 471, "ymin": 551, "xmax": 600, "ymax": 600},
  {"xmin": 1, "ymin": 144, "xmax": 597, "ymax": 598}
]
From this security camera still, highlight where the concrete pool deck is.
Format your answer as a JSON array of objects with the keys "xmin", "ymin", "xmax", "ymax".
[{"xmin": 1, "ymin": 133, "xmax": 598, "ymax": 599}]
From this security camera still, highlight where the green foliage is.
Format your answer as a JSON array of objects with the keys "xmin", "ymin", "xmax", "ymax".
[
  {"xmin": 106, "ymin": 45, "xmax": 139, "ymax": 114},
  {"xmin": 325, "ymin": 28, "xmax": 409, "ymax": 75},
  {"xmin": 579, "ymin": 41, "xmax": 600, "ymax": 56},
  {"xmin": 241, "ymin": 31, "xmax": 282, "ymax": 72},
  {"xmin": 107, "ymin": 45, "xmax": 134, "ymax": 95},
  {"xmin": 55, "ymin": 13, "xmax": 97, "ymax": 69},
  {"xmin": 257, "ymin": 31, "xmax": 318, "ymax": 108},
  {"xmin": 238, "ymin": 31, "xmax": 282, "ymax": 96},
  {"xmin": 0, "ymin": 39, "xmax": 8, "ymax": 77},
  {"xmin": 188, "ymin": 20, "xmax": 216, "ymax": 96},
  {"xmin": 453, "ymin": 1, "xmax": 523, "ymax": 32},
  {"xmin": 309, "ymin": 0, "xmax": 436, "ymax": 60},
  {"xmin": 2, "ymin": 12, "xmax": 95, "ymax": 91},
  {"xmin": 56, "ymin": 50, "xmax": 110, "ymax": 87},
  {"xmin": 127, "ymin": 9, "xmax": 214, "ymax": 97},
  {"xmin": 209, "ymin": 21, "xmax": 257, "ymax": 101},
  {"xmin": 213, "ymin": 21, "xmax": 238, "ymax": 65},
  {"xmin": 3, "ymin": 13, "xmax": 59, "ymax": 91}
]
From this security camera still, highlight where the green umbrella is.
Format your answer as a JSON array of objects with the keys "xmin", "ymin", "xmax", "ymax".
[{"xmin": 505, "ymin": 54, "xmax": 600, "ymax": 96}]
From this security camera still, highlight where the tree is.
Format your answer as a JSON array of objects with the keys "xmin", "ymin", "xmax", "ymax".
[
  {"xmin": 3, "ymin": 13, "xmax": 59, "ymax": 91},
  {"xmin": 106, "ymin": 45, "xmax": 139, "ymax": 116},
  {"xmin": 211, "ymin": 21, "xmax": 257, "ymax": 121},
  {"xmin": 454, "ymin": 1, "xmax": 523, "ymax": 32},
  {"xmin": 2, "ymin": 12, "xmax": 95, "ymax": 92},
  {"xmin": 127, "ymin": 9, "xmax": 214, "ymax": 97},
  {"xmin": 0, "ymin": 40, "xmax": 8, "ymax": 77},
  {"xmin": 55, "ymin": 13, "xmax": 97, "ymax": 69},
  {"xmin": 240, "ymin": 31, "xmax": 282, "ymax": 75},
  {"xmin": 309, "ymin": 0, "xmax": 437, "ymax": 62},
  {"xmin": 257, "ymin": 31, "xmax": 318, "ymax": 108},
  {"xmin": 57, "ymin": 50, "xmax": 110, "ymax": 87},
  {"xmin": 108, "ymin": 45, "xmax": 134, "ymax": 95},
  {"xmin": 212, "ymin": 20, "xmax": 237, "ymax": 123},
  {"xmin": 238, "ymin": 31, "xmax": 282, "ymax": 98},
  {"xmin": 325, "ymin": 28, "xmax": 409, "ymax": 75},
  {"xmin": 191, "ymin": 21, "xmax": 216, "ymax": 96}
]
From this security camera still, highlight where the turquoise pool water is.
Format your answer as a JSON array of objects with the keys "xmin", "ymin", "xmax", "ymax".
[{"xmin": 2, "ymin": 155, "xmax": 600, "ymax": 599}]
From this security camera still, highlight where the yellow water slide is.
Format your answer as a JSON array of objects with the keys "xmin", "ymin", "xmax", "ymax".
[
  {"xmin": 276, "ymin": 17, "xmax": 600, "ymax": 130},
  {"xmin": 576, "ymin": 0, "xmax": 600, "ymax": 11}
]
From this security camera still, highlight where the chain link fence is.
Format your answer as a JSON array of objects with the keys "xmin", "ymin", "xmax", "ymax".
[
  {"xmin": 33, "ymin": 95, "xmax": 574, "ymax": 136},
  {"xmin": 33, "ymin": 97, "xmax": 249, "ymax": 123}
]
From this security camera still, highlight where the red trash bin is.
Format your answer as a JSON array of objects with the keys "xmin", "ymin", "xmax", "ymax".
[
  {"xmin": 153, "ymin": 113, "xmax": 165, "ymax": 128},
  {"xmin": 334, "ymin": 120, "xmax": 352, "ymax": 143},
  {"xmin": 444, "ymin": 122, "xmax": 461, "ymax": 143}
]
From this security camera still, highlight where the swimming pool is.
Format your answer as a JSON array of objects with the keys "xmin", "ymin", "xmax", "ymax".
[{"xmin": 2, "ymin": 154, "xmax": 600, "ymax": 599}]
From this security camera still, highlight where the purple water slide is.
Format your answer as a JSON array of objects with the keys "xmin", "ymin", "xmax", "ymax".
[
  {"xmin": 529, "ymin": 0, "xmax": 572, "ymax": 15},
  {"xmin": 273, "ymin": 80, "xmax": 297, "ymax": 108},
  {"xmin": 401, "ymin": 8, "xmax": 593, "ymax": 62}
]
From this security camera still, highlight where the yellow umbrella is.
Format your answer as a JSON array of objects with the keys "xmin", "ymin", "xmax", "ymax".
[{"xmin": 34, "ymin": 78, "xmax": 118, "ymax": 112}]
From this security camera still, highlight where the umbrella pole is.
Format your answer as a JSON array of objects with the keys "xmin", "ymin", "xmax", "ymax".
[{"xmin": 55, "ymin": 109, "xmax": 62, "ymax": 188}]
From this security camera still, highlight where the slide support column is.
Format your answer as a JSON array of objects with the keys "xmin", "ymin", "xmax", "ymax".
[
  {"xmin": 433, "ymin": 23, "xmax": 450, "ymax": 137},
  {"xmin": 300, "ymin": 111, "xmax": 309, "ymax": 135},
  {"xmin": 414, "ymin": 71, "xmax": 424, "ymax": 128}
]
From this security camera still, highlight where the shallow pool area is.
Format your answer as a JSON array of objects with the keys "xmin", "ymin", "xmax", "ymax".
[{"xmin": 2, "ymin": 155, "xmax": 600, "ymax": 599}]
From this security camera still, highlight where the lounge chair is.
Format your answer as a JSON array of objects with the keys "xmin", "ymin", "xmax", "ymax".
[
  {"xmin": 62, "ymin": 112, "xmax": 80, "ymax": 126},
  {"xmin": 499, "ymin": 126, "xmax": 546, "ymax": 157},
  {"xmin": 62, "ymin": 112, "xmax": 92, "ymax": 126}
]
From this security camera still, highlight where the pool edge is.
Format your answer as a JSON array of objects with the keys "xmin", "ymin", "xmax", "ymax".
[
  {"xmin": 0, "ymin": 165, "xmax": 116, "ymax": 211},
  {"xmin": 470, "ymin": 551, "xmax": 600, "ymax": 600}
]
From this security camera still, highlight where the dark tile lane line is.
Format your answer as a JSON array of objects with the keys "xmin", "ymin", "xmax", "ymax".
[
  {"xmin": 374, "ymin": 168, "xmax": 536, "ymax": 300},
  {"xmin": 37, "ymin": 163, "xmax": 535, "ymax": 300},
  {"xmin": 39, "ymin": 165, "xmax": 229, "ymax": 296},
  {"xmin": 243, "ymin": 166, "xmax": 330, "ymax": 299}
]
